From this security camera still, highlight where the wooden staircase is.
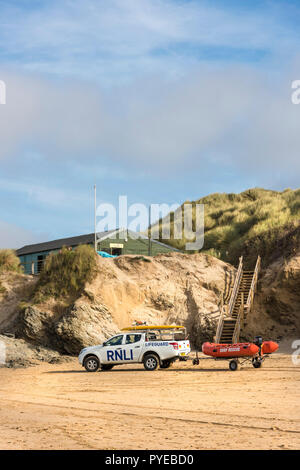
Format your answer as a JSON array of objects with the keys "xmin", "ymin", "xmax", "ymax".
[{"xmin": 216, "ymin": 256, "xmax": 261, "ymax": 344}]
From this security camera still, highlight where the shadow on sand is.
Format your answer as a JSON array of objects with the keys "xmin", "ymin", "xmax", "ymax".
[{"xmin": 44, "ymin": 367, "xmax": 239, "ymax": 374}]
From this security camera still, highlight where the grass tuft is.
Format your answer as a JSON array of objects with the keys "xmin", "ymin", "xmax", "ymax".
[
  {"xmin": 0, "ymin": 249, "xmax": 23, "ymax": 274},
  {"xmin": 34, "ymin": 245, "xmax": 98, "ymax": 301}
]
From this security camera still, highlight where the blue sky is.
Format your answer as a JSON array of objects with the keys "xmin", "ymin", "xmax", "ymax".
[{"xmin": 0, "ymin": 0, "xmax": 299, "ymax": 247}]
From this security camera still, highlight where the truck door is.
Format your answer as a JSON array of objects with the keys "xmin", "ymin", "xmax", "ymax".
[
  {"xmin": 101, "ymin": 334, "xmax": 125, "ymax": 364},
  {"xmin": 124, "ymin": 334, "xmax": 143, "ymax": 362}
]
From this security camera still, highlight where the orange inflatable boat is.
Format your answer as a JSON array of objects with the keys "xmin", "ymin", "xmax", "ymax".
[
  {"xmin": 202, "ymin": 340, "xmax": 278, "ymax": 358},
  {"xmin": 202, "ymin": 342, "xmax": 259, "ymax": 358}
]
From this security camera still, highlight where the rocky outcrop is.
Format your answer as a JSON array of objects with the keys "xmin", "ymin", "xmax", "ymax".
[
  {"xmin": 14, "ymin": 253, "xmax": 235, "ymax": 354},
  {"xmin": 21, "ymin": 306, "xmax": 54, "ymax": 344},
  {"xmin": 243, "ymin": 250, "xmax": 300, "ymax": 340},
  {"xmin": 1, "ymin": 250, "xmax": 299, "ymax": 362},
  {"xmin": 54, "ymin": 300, "xmax": 119, "ymax": 354},
  {"xmin": 0, "ymin": 334, "xmax": 68, "ymax": 368},
  {"xmin": 0, "ymin": 273, "xmax": 36, "ymax": 333}
]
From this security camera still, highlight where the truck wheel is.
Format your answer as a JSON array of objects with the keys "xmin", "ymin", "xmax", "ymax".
[
  {"xmin": 101, "ymin": 364, "xmax": 114, "ymax": 371},
  {"xmin": 229, "ymin": 360, "xmax": 239, "ymax": 371},
  {"xmin": 84, "ymin": 356, "xmax": 100, "ymax": 372},
  {"xmin": 160, "ymin": 360, "xmax": 172, "ymax": 369},
  {"xmin": 252, "ymin": 358, "xmax": 262, "ymax": 368},
  {"xmin": 143, "ymin": 354, "xmax": 159, "ymax": 371}
]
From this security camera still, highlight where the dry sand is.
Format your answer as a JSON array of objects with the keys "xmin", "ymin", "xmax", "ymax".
[{"xmin": 0, "ymin": 352, "xmax": 299, "ymax": 450}]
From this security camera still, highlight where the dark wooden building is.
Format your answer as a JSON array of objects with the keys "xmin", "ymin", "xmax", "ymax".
[{"xmin": 17, "ymin": 229, "xmax": 180, "ymax": 274}]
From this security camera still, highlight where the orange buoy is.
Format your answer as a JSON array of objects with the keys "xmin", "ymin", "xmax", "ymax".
[
  {"xmin": 261, "ymin": 341, "xmax": 278, "ymax": 354},
  {"xmin": 202, "ymin": 342, "xmax": 259, "ymax": 358}
]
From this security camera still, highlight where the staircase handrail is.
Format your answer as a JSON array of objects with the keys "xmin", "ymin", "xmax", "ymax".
[
  {"xmin": 215, "ymin": 307, "xmax": 225, "ymax": 343},
  {"xmin": 245, "ymin": 255, "xmax": 261, "ymax": 309},
  {"xmin": 215, "ymin": 256, "xmax": 243, "ymax": 342},
  {"xmin": 232, "ymin": 292, "xmax": 244, "ymax": 343},
  {"xmin": 227, "ymin": 256, "xmax": 243, "ymax": 316}
]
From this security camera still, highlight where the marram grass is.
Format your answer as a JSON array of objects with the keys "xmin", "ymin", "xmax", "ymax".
[{"xmin": 158, "ymin": 188, "xmax": 300, "ymax": 266}]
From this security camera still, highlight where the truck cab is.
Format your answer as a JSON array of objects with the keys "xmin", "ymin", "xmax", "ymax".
[{"xmin": 78, "ymin": 325, "xmax": 190, "ymax": 372}]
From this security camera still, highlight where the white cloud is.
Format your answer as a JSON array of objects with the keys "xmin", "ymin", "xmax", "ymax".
[
  {"xmin": 0, "ymin": 220, "xmax": 47, "ymax": 249},
  {"xmin": 0, "ymin": 176, "xmax": 90, "ymax": 208},
  {"xmin": 0, "ymin": 63, "xmax": 300, "ymax": 183},
  {"xmin": 0, "ymin": 1, "xmax": 299, "ymax": 185},
  {"xmin": 0, "ymin": 0, "xmax": 298, "ymax": 81},
  {"xmin": 0, "ymin": 0, "xmax": 298, "ymax": 248}
]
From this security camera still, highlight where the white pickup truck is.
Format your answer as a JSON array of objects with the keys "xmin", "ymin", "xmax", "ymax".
[{"xmin": 78, "ymin": 325, "xmax": 190, "ymax": 372}]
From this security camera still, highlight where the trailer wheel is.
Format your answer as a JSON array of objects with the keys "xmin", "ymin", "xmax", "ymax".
[
  {"xmin": 83, "ymin": 355, "xmax": 100, "ymax": 372},
  {"xmin": 229, "ymin": 360, "xmax": 239, "ymax": 371},
  {"xmin": 252, "ymin": 358, "xmax": 262, "ymax": 368}
]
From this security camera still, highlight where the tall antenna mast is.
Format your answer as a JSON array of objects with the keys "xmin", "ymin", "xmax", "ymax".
[
  {"xmin": 148, "ymin": 204, "xmax": 151, "ymax": 256},
  {"xmin": 94, "ymin": 184, "xmax": 97, "ymax": 252}
]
